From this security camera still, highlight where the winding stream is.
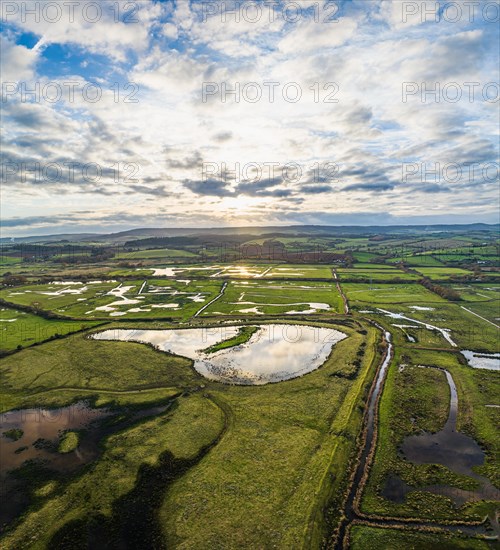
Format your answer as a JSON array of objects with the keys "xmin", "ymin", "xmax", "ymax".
[
  {"xmin": 334, "ymin": 327, "xmax": 498, "ymax": 549},
  {"xmin": 334, "ymin": 326, "xmax": 393, "ymax": 547}
]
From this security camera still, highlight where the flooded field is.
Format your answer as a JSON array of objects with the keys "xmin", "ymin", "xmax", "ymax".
[
  {"xmin": 461, "ymin": 350, "xmax": 500, "ymax": 371},
  {"xmin": 0, "ymin": 401, "xmax": 171, "ymax": 526},
  {"xmin": 0, "ymin": 402, "xmax": 111, "ymax": 475},
  {"xmin": 377, "ymin": 308, "xmax": 457, "ymax": 346},
  {"xmin": 92, "ymin": 324, "xmax": 347, "ymax": 384},
  {"xmin": 384, "ymin": 367, "xmax": 500, "ymax": 506}
]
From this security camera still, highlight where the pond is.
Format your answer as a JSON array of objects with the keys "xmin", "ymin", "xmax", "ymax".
[
  {"xmin": 384, "ymin": 366, "xmax": 500, "ymax": 506},
  {"xmin": 0, "ymin": 402, "xmax": 111, "ymax": 476},
  {"xmin": 461, "ymin": 350, "xmax": 500, "ymax": 371},
  {"xmin": 92, "ymin": 324, "xmax": 347, "ymax": 385},
  {"xmin": 0, "ymin": 401, "xmax": 171, "ymax": 527}
]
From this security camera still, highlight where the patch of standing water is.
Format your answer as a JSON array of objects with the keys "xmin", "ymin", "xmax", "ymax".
[
  {"xmin": 0, "ymin": 403, "xmax": 111, "ymax": 475},
  {"xmin": 0, "ymin": 401, "xmax": 171, "ymax": 527},
  {"xmin": 151, "ymin": 268, "xmax": 177, "ymax": 276},
  {"xmin": 377, "ymin": 308, "xmax": 456, "ymax": 347},
  {"xmin": 92, "ymin": 324, "xmax": 347, "ymax": 385},
  {"xmin": 230, "ymin": 301, "xmax": 331, "ymax": 314},
  {"xmin": 385, "ymin": 366, "xmax": 500, "ymax": 506},
  {"xmin": 461, "ymin": 350, "xmax": 500, "ymax": 371}
]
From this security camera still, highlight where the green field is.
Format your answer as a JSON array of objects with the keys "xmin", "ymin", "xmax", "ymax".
[
  {"xmin": 337, "ymin": 267, "xmax": 419, "ymax": 281},
  {"xmin": 344, "ymin": 283, "xmax": 499, "ymax": 351},
  {"xmin": 413, "ymin": 267, "xmax": 473, "ymax": 280},
  {"xmin": 263, "ymin": 265, "xmax": 333, "ymax": 279},
  {"xmin": 360, "ymin": 337, "xmax": 499, "ymax": 523},
  {"xmin": 0, "ymin": 308, "xmax": 101, "ymax": 353},
  {"xmin": 0, "ymin": 321, "xmax": 381, "ymax": 549},
  {"xmin": 202, "ymin": 279, "xmax": 344, "ymax": 316},
  {"xmin": 1, "ymin": 229, "xmax": 498, "ymax": 548},
  {"xmin": 115, "ymin": 248, "xmax": 198, "ymax": 259},
  {"xmin": 350, "ymin": 525, "xmax": 491, "ymax": 549},
  {"xmin": 0, "ymin": 279, "xmax": 224, "ymax": 320}
]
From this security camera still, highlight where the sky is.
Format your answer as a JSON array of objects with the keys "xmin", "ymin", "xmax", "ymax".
[{"xmin": 1, "ymin": 0, "xmax": 499, "ymax": 236}]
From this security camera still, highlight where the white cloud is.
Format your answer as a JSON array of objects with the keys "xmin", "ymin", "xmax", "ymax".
[
  {"xmin": 1, "ymin": 0, "xmax": 498, "ymax": 231},
  {"xmin": 0, "ymin": 36, "xmax": 38, "ymax": 82},
  {"xmin": 278, "ymin": 17, "xmax": 358, "ymax": 54}
]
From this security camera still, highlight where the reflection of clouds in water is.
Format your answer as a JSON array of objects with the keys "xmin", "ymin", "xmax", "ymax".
[{"xmin": 93, "ymin": 325, "xmax": 347, "ymax": 385}]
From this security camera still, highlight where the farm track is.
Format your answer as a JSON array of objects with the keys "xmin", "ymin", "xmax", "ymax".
[
  {"xmin": 193, "ymin": 281, "xmax": 227, "ymax": 317},
  {"xmin": 461, "ymin": 306, "xmax": 500, "ymax": 329},
  {"xmin": 332, "ymin": 269, "xmax": 350, "ymax": 314}
]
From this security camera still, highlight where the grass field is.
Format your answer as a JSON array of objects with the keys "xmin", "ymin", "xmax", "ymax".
[
  {"xmin": 0, "ymin": 308, "xmax": 101, "ymax": 353},
  {"xmin": 263, "ymin": 265, "xmax": 333, "ymax": 279},
  {"xmin": 1, "ymin": 393, "xmax": 224, "ymax": 549},
  {"xmin": 115, "ymin": 248, "xmax": 198, "ymax": 259},
  {"xmin": 202, "ymin": 280, "xmax": 343, "ymax": 316},
  {"xmin": 337, "ymin": 267, "xmax": 419, "ymax": 281},
  {"xmin": 0, "ymin": 320, "xmax": 381, "ymax": 549},
  {"xmin": 350, "ymin": 525, "xmax": 491, "ymax": 549},
  {"xmin": 1, "ymin": 231, "xmax": 498, "ymax": 548},
  {"xmin": 344, "ymin": 283, "xmax": 499, "ymax": 351},
  {"xmin": 0, "ymin": 280, "xmax": 118, "ymax": 314},
  {"xmin": 387, "ymin": 255, "xmax": 446, "ymax": 267},
  {"xmin": 0, "ymin": 279, "xmax": 224, "ymax": 320},
  {"xmin": 413, "ymin": 267, "xmax": 473, "ymax": 280},
  {"xmin": 344, "ymin": 283, "xmax": 446, "ymax": 306},
  {"xmin": 361, "ymin": 339, "xmax": 500, "ymax": 522}
]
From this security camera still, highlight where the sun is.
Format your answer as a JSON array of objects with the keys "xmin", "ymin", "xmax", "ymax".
[{"xmin": 223, "ymin": 195, "xmax": 262, "ymax": 213}]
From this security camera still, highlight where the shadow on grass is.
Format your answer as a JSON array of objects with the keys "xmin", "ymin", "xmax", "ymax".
[{"xmin": 48, "ymin": 420, "xmax": 223, "ymax": 549}]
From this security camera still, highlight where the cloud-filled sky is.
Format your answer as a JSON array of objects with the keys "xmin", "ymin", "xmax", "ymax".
[{"xmin": 1, "ymin": 0, "xmax": 499, "ymax": 235}]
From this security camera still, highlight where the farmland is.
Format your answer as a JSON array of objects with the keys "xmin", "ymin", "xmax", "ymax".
[{"xmin": 0, "ymin": 226, "xmax": 498, "ymax": 549}]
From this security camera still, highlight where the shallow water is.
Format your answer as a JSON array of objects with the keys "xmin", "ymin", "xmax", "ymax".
[
  {"xmin": 0, "ymin": 402, "xmax": 111, "ymax": 475},
  {"xmin": 92, "ymin": 324, "xmax": 347, "ymax": 385},
  {"xmin": 461, "ymin": 350, "xmax": 500, "ymax": 371},
  {"xmin": 401, "ymin": 368, "xmax": 484, "ymax": 475},
  {"xmin": 377, "ymin": 308, "xmax": 456, "ymax": 346},
  {"xmin": 389, "ymin": 367, "xmax": 500, "ymax": 506},
  {"xmin": 0, "ymin": 401, "xmax": 171, "ymax": 527}
]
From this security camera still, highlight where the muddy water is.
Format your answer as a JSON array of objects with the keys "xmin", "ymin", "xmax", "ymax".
[
  {"xmin": 0, "ymin": 401, "xmax": 172, "ymax": 527},
  {"xmin": 402, "ymin": 368, "xmax": 482, "ymax": 474},
  {"xmin": 0, "ymin": 402, "xmax": 111, "ymax": 474},
  {"xmin": 385, "ymin": 367, "xmax": 500, "ymax": 506}
]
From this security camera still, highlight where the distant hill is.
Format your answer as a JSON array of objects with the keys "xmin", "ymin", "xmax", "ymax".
[
  {"xmin": 0, "ymin": 233, "xmax": 100, "ymax": 244},
  {"xmin": 1, "ymin": 224, "xmax": 498, "ymax": 245}
]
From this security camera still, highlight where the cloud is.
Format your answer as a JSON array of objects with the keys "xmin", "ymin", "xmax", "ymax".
[
  {"xmin": 278, "ymin": 16, "xmax": 358, "ymax": 54},
  {"xmin": 183, "ymin": 178, "xmax": 234, "ymax": 197},
  {"xmin": 0, "ymin": 36, "xmax": 38, "ymax": 82},
  {"xmin": 342, "ymin": 183, "xmax": 395, "ymax": 192},
  {"xmin": 2, "ymin": 1, "xmax": 161, "ymax": 61},
  {"xmin": 128, "ymin": 184, "xmax": 171, "ymax": 197},
  {"xmin": 1, "ymin": 0, "xmax": 498, "ymax": 233}
]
